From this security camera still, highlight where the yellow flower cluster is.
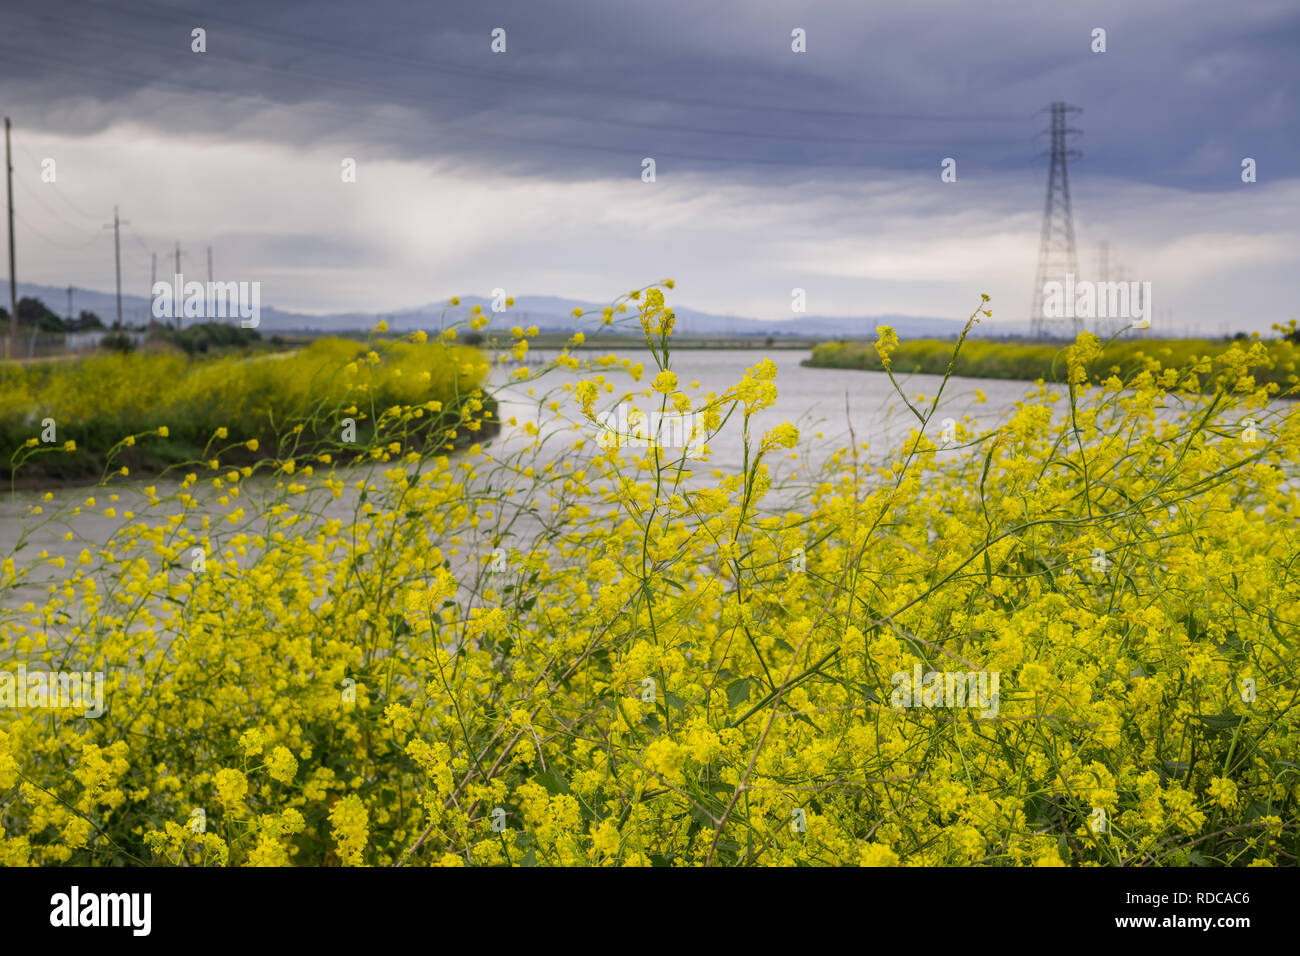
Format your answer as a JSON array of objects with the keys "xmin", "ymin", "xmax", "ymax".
[{"xmin": 2, "ymin": 336, "xmax": 490, "ymax": 481}]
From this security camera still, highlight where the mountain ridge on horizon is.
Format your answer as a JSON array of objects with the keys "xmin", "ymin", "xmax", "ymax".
[{"xmin": 5, "ymin": 280, "xmax": 1034, "ymax": 338}]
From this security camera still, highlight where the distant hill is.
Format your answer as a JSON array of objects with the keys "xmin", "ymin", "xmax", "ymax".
[{"xmin": 6, "ymin": 281, "xmax": 1035, "ymax": 339}]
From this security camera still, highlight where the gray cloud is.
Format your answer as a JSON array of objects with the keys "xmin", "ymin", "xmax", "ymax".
[
  {"xmin": 1, "ymin": 0, "xmax": 1296, "ymax": 329},
  {"xmin": 3, "ymin": 0, "xmax": 1294, "ymax": 184}
]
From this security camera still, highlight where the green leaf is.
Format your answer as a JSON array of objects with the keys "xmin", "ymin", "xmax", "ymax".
[
  {"xmin": 689, "ymin": 803, "xmax": 716, "ymax": 828},
  {"xmin": 1160, "ymin": 760, "xmax": 1190, "ymax": 779},
  {"xmin": 726, "ymin": 678, "xmax": 752, "ymax": 710},
  {"xmin": 1024, "ymin": 793, "xmax": 1052, "ymax": 826},
  {"xmin": 716, "ymin": 840, "xmax": 743, "ymax": 860},
  {"xmin": 535, "ymin": 768, "xmax": 570, "ymax": 796},
  {"xmin": 1267, "ymin": 609, "xmax": 1294, "ymax": 650},
  {"xmin": 1194, "ymin": 713, "xmax": 1244, "ymax": 731},
  {"xmin": 1244, "ymin": 801, "xmax": 1271, "ymax": 823}
]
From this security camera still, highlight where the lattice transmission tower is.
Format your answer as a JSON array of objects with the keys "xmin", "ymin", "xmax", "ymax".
[{"xmin": 1029, "ymin": 102, "xmax": 1082, "ymax": 339}]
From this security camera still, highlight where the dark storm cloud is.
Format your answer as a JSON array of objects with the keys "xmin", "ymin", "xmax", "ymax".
[{"xmin": 2, "ymin": 0, "xmax": 1295, "ymax": 187}]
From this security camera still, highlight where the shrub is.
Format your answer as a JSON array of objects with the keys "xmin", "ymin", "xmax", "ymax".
[{"xmin": 100, "ymin": 332, "xmax": 136, "ymax": 353}]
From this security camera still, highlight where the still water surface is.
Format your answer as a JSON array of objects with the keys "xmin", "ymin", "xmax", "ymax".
[{"xmin": 0, "ymin": 349, "xmax": 1138, "ymax": 599}]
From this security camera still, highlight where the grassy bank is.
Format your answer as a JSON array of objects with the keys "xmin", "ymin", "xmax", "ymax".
[
  {"xmin": 806, "ymin": 335, "xmax": 1300, "ymax": 391},
  {"xmin": 1, "ymin": 335, "xmax": 494, "ymax": 482}
]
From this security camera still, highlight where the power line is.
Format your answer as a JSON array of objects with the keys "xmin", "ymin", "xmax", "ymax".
[
  {"xmin": 12, "ymin": 173, "xmax": 103, "ymax": 238},
  {"xmin": 0, "ymin": 43, "xmax": 991, "ymax": 170},
  {"xmin": 12, "ymin": 141, "xmax": 102, "ymax": 221},
  {"xmin": 13, "ymin": 209, "xmax": 101, "ymax": 248},
  {"xmin": 0, "ymin": 40, "xmax": 1013, "ymax": 160},
  {"xmin": 39, "ymin": 0, "xmax": 1032, "ymax": 126},
  {"xmin": 0, "ymin": 10, "xmax": 1031, "ymax": 166}
]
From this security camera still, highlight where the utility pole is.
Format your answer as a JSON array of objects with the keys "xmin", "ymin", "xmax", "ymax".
[
  {"xmin": 1030, "ymin": 102, "xmax": 1083, "ymax": 340},
  {"xmin": 1094, "ymin": 241, "xmax": 1111, "ymax": 337},
  {"xmin": 174, "ymin": 241, "xmax": 184, "ymax": 330},
  {"xmin": 103, "ymin": 206, "xmax": 129, "ymax": 328},
  {"xmin": 5, "ymin": 117, "xmax": 15, "ymax": 359},
  {"xmin": 67, "ymin": 285, "xmax": 73, "ymax": 323}
]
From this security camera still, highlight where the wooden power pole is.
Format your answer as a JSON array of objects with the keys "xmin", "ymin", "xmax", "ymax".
[
  {"xmin": 103, "ymin": 206, "xmax": 129, "ymax": 328},
  {"xmin": 5, "ymin": 117, "xmax": 15, "ymax": 359},
  {"xmin": 174, "ymin": 241, "xmax": 184, "ymax": 330}
]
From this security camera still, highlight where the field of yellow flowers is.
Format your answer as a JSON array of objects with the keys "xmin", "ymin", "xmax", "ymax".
[
  {"xmin": 1, "ymin": 286, "xmax": 1297, "ymax": 867},
  {"xmin": 808, "ymin": 329, "xmax": 1300, "ymax": 391},
  {"xmin": 1, "ymin": 335, "xmax": 491, "ymax": 482}
]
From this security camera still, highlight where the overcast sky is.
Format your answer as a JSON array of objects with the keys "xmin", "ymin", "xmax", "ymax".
[{"xmin": 1, "ymin": 0, "xmax": 1296, "ymax": 331}]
